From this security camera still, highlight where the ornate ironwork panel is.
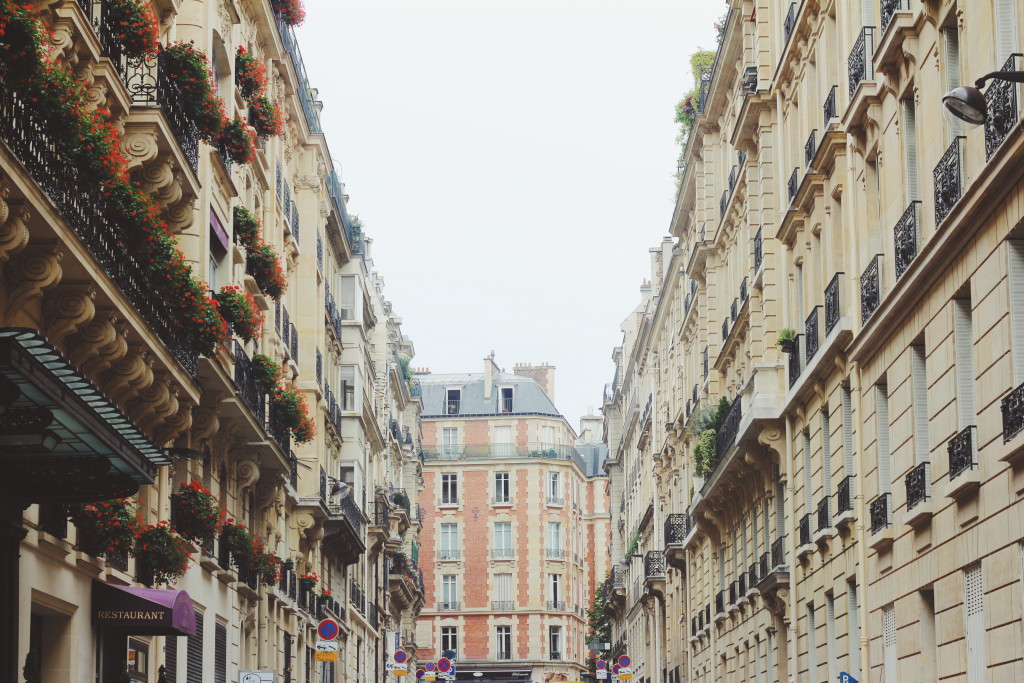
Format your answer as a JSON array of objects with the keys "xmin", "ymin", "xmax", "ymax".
[
  {"xmin": 881, "ymin": 0, "xmax": 909, "ymax": 34},
  {"xmin": 747, "ymin": 562, "xmax": 758, "ymax": 588},
  {"xmin": 289, "ymin": 452, "xmax": 298, "ymax": 490},
  {"xmin": 848, "ymin": 27, "xmax": 875, "ymax": 99},
  {"xmin": 805, "ymin": 129, "xmax": 817, "ymax": 167},
  {"xmin": 788, "ymin": 167, "xmax": 799, "ymax": 203},
  {"xmin": 860, "ymin": 255, "xmax": 883, "ymax": 323},
  {"xmin": 759, "ymin": 552, "xmax": 769, "ymax": 579},
  {"xmin": 934, "ymin": 136, "xmax": 965, "ymax": 225},
  {"xmin": 894, "ymin": 201, "xmax": 921, "ymax": 279},
  {"xmin": 315, "ymin": 349, "xmax": 322, "ymax": 387},
  {"xmin": 740, "ymin": 277, "xmax": 748, "ymax": 302},
  {"xmin": 728, "ymin": 581, "xmax": 738, "ymax": 605},
  {"xmin": 948, "ymin": 425, "xmax": 977, "ymax": 479},
  {"xmin": 715, "ymin": 590, "xmax": 725, "ymax": 614},
  {"xmin": 233, "ymin": 343, "xmax": 267, "ymax": 422},
  {"xmin": 703, "ymin": 347, "xmax": 709, "ymax": 379},
  {"xmin": 825, "ymin": 273, "xmax": 842, "ymax": 334},
  {"xmin": 316, "ymin": 232, "xmax": 323, "ymax": 270},
  {"xmin": 788, "ymin": 335, "xmax": 802, "ymax": 388},
  {"xmin": 836, "ymin": 475, "xmax": 853, "ymax": 515},
  {"xmin": 721, "ymin": 189, "xmax": 728, "ymax": 219},
  {"xmin": 738, "ymin": 149, "xmax": 746, "ymax": 170},
  {"xmin": 1002, "ymin": 381, "xmax": 1024, "ymax": 441},
  {"xmin": 985, "ymin": 54, "xmax": 1022, "ymax": 159},
  {"xmin": 664, "ymin": 513, "xmax": 690, "ymax": 544},
  {"xmin": 754, "ymin": 227, "xmax": 763, "ymax": 271},
  {"xmin": 783, "ymin": 2, "xmax": 797, "ymax": 45},
  {"xmin": 715, "ymin": 395, "xmax": 742, "ymax": 463},
  {"xmin": 823, "ymin": 85, "xmax": 837, "ymax": 125},
  {"xmin": 771, "ymin": 538, "xmax": 784, "ymax": 568},
  {"xmin": 805, "ymin": 307, "xmax": 820, "ymax": 363},
  {"xmin": 870, "ymin": 493, "xmax": 891, "ymax": 533},
  {"xmin": 644, "ymin": 550, "xmax": 666, "ymax": 578},
  {"xmin": 799, "ymin": 513, "xmax": 811, "ymax": 546},
  {"xmin": 905, "ymin": 461, "xmax": 930, "ymax": 510},
  {"xmin": 816, "ymin": 497, "xmax": 831, "ymax": 532}
]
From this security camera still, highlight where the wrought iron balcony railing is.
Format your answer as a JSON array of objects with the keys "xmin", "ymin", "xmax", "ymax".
[
  {"xmin": 728, "ymin": 581, "xmax": 738, "ymax": 605},
  {"xmin": 805, "ymin": 307, "xmax": 821, "ymax": 363},
  {"xmin": 836, "ymin": 475, "xmax": 853, "ymax": 515},
  {"xmin": 645, "ymin": 550, "xmax": 666, "ymax": 578},
  {"xmin": 491, "ymin": 601, "xmax": 515, "ymax": 611},
  {"xmin": 316, "ymin": 232, "xmax": 323, "ymax": 270},
  {"xmin": 38, "ymin": 503, "xmax": 68, "ymax": 539},
  {"xmin": 546, "ymin": 548, "xmax": 567, "ymax": 559},
  {"xmin": 289, "ymin": 323, "xmax": 299, "ymax": 362},
  {"xmin": 722, "ymin": 318, "xmax": 730, "ymax": 342},
  {"xmin": 715, "ymin": 590, "xmax": 726, "ymax": 615},
  {"xmin": 759, "ymin": 551, "xmax": 770, "ymax": 579},
  {"xmin": 825, "ymin": 272, "xmax": 843, "ymax": 335},
  {"xmin": 848, "ymin": 27, "xmax": 875, "ymax": 98},
  {"xmin": 985, "ymin": 54, "xmax": 1022, "ymax": 159},
  {"xmin": 438, "ymin": 549, "xmax": 461, "ymax": 560},
  {"xmin": 288, "ymin": 451, "xmax": 298, "ymax": 490},
  {"xmin": 771, "ymin": 537, "xmax": 785, "ymax": 568},
  {"xmin": 233, "ymin": 342, "xmax": 266, "ymax": 423},
  {"xmin": 881, "ymin": 0, "xmax": 910, "ymax": 34},
  {"xmin": 894, "ymin": 201, "xmax": 922, "ymax": 279},
  {"xmin": 715, "ymin": 395, "xmax": 742, "ymax": 463},
  {"xmin": 546, "ymin": 600, "xmax": 567, "ymax": 611},
  {"xmin": 788, "ymin": 167, "xmax": 799, "ymax": 203},
  {"xmin": 491, "ymin": 548, "xmax": 514, "ymax": 559},
  {"xmin": 721, "ymin": 189, "xmax": 729, "ymax": 219},
  {"xmin": 728, "ymin": 165, "xmax": 737, "ymax": 194},
  {"xmin": 805, "ymin": 129, "xmax": 817, "ymax": 167},
  {"xmin": 816, "ymin": 497, "xmax": 831, "ymax": 532},
  {"xmin": 437, "ymin": 601, "xmax": 460, "ymax": 611},
  {"xmin": 783, "ymin": 2, "xmax": 797, "ymax": 45},
  {"xmin": 948, "ymin": 425, "xmax": 978, "ymax": 480},
  {"xmin": 1002, "ymin": 381, "xmax": 1024, "ymax": 442},
  {"xmin": 731, "ymin": 298, "xmax": 738, "ymax": 322},
  {"xmin": 123, "ymin": 50, "xmax": 200, "ymax": 173},
  {"xmin": 315, "ymin": 348, "xmax": 322, "ymax": 387},
  {"xmin": 740, "ymin": 276, "xmax": 748, "ymax": 302},
  {"xmin": 870, "ymin": 493, "xmax": 892, "ymax": 533},
  {"xmin": 934, "ymin": 136, "xmax": 965, "ymax": 226},
  {"xmin": 754, "ymin": 227, "xmax": 763, "ymax": 271},
  {"xmin": 665, "ymin": 513, "xmax": 691, "ymax": 545},
  {"xmin": 905, "ymin": 462, "xmax": 930, "ymax": 510},
  {"xmin": 788, "ymin": 335, "xmax": 803, "ymax": 388},
  {"xmin": 799, "ymin": 513, "xmax": 812, "ymax": 547},
  {"xmin": 747, "ymin": 563, "xmax": 759, "ymax": 589},
  {"xmin": 823, "ymin": 85, "xmax": 838, "ymax": 126},
  {"xmin": 703, "ymin": 347, "xmax": 709, "ymax": 379},
  {"xmin": 860, "ymin": 254, "xmax": 884, "ymax": 323}
]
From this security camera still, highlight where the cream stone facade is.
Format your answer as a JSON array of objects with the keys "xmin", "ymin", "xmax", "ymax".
[
  {"xmin": 0, "ymin": 1, "xmax": 423, "ymax": 681},
  {"xmin": 414, "ymin": 357, "xmax": 610, "ymax": 682},
  {"xmin": 603, "ymin": 1, "xmax": 1024, "ymax": 682}
]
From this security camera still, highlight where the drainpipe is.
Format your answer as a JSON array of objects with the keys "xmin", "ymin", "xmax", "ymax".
[
  {"xmin": 783, "ymin": 416, "xmax": 797, "ymax": 683},
  {"xmin": 852, "ymin": 361, "xmax": 870, "ymax": 680}
]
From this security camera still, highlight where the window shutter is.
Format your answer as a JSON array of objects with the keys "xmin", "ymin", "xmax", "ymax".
[
  {"xmin": 284, "ymin": 633, "xmax": 293, "ymax": 683},
  {"xmin": 954, "ymin": 298, "xmax": 976, "ymax": 426},
  {"xmin": 861, "ymin": 0, "xmax": 873, "ymax": 27},
  {"xmin": 876, "ymin": 386, "xmax": 891, "ymax": 494},
  {"xmin": 883, "ymin": 605, "xmax": 897, "ymax": 682},
  {"xmin": 165, "ymin": 636, "xmax": 178, "ymax": 683},
  {"xmin": 912, "ymin": 346, "xmax": 930, "ymax": 464},
  {"xmin": 306, "ymin": 646, "xmax": 312, "ymax": 683},
  {"xmin": 848, "ymin": 581, "xmax": 861, "ymax": 679},
  {"xmin": 803, "ymin": 432, "xmax": 814, "ymax": 511},
  {"xmin": 822, "ymin": 412, "xmax": 832, "ymax": 499},
  {"xmin": 944, "ymin": 28, "xmax": 963, "ymax": 138},
  {"xmin": 1009, "ymin": 242, "xmax": 1024, "ymax": 384},
  {"xmin": 186, "ymin": 609, "xmax": 204, "ymax": 683},
  {"xmin": 902, "ymin": 98, "xmax": 920, "ymax": 200},
  {"xmin": 807, "ymin": 604, "xmax": 817, "ymax": 681},
  {"xmin": 965, "ymin": 565, "xmax": 986, "ymax": 683},
  {"xmin": 843, "ymin": 386, "xmax": 855, "ymax": 479},
  {"xmin": 996, "ymin": 0, "xmax": 1019, "ymax": 64},
  {"xmin": 214, "ymin": 623, "xmax": 226, "ymax": 683}
]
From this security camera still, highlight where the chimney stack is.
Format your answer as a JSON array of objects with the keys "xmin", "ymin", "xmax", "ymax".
[
  {"xmin": 483, "ymin": 351, "xmax": 499, "ymax": 399},
  {"xmin": 513, "ymin": 362, "xmax": 556, "ymax": 402}
]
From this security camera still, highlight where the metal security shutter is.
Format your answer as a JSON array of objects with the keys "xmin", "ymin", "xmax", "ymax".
[
  {"xmin": 822, "ymin": 411, "xmax": 832, "ymax": 501},
  {"xmin": 848, "ymin": 580, "xmax": 861, "ymax": 679},
  {"xmin": 826, "ymin": 594, "xmax": 838, "ymax": 683},
  {"xmin": 996, "ymin": 0, "xmax": 1019, "ymax": 64},
  {"xmin": 965, "ymin": 564, "xmax": 986, "ymax": 683},
  {"xmin": 284, "ymin": 633, "xmax": 293, "ymax": 683},
  {"xmin": 842, "ymin": 386, "xmax": 854, "ymax": 479},
  {"xmin": 214, "ymin": 623, "xmax": 226, "ymax": 683},
  {"xmin": 165, "ymin": 636, "xmax": 178, "ymax": 683},
  {"xmin": 803, "ymin": 432, "xmax": 814, "ymax": 511},
  {"xmin": 902, "ymin": 98, "xmax": 920, "ymax": 200},
  {"xmin": 306, "ymin": 646, "xmax": 312, "ymax": 683},
  {"xmin": 861, "ymin": 0, "xmax": 873, "ymax": 27},
  {"xmin": 883, "ymin": 605, "xmax": 897, "ymax": 682},
  {"xmin": 186, "ymin": 609, "xmax": 203, "ymax": 683},
  {"xmin": 1010, "ymin": 242, "xmax": 1024, "ymax": 384},
  {"xmin": 944, "ymin": 28, "xmax": 963, "ymax": 139},
  {"xmin": 876, "ymin": 386, "xmax": 891, "ymax": 494},
  {"xmin": 954, "ymin": 298, "xmax": 976, "ymax": 426},
  {"xmin": 807, "ymin": 604, "xmax": 817, "ymax": 682},
  {"xmin": 911, "ymin": 345, "xmax": 930, "ymax": 464}
]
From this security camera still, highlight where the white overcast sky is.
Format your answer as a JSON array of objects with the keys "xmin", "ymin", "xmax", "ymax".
[{"xmin": 299, "ymin": 0, "xmax": 726, "ymax": 431}]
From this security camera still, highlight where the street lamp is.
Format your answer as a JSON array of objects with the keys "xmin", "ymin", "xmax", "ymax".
[
  {"xmin": 618, "ymin": 554, "xmax": 642, "ymax": 568},
  {"xmin": 943, "ymin": 69, "xmax": 1024, "ymax": 125}
]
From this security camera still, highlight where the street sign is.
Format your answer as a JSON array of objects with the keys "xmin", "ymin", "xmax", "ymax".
[
  {"xmin": 317, "ymin": 618, "xmax": 340, "ymax": 640},
  {"xmin": 618, "ymin": 668, "xmax": 633, "ymax": 680},
  {"xmin": 395, "ymin": 650, "xmax": 409, "ymax": 665},
  {"xmin": 596, "ymin": 660, "xmax": 607, "ymax": 670},
  {"xmin": 617, "ymin": 655, "xmax": 631, "ymax": 669},
  {"xmin": 424, "ymin": 661, "xmax": 436, "ymax": 681},
  {"xmin": 387, "ymin": 650, "xmax": 409, "ymax": 673},
  {"xmin": 315, "ymin": 651, "xmax": 338, "ymax": 662},
  {"xmin": 839, "ymin": 674, "xmax": 859, "ymax": 683},
  {"xmin": 415, "ymin": 670, "xmax": 424, "ymax": 680},
  {"xmin": 436, "ymin": 658, "xmax": 452, "ymax": 673},
  {"xmin": 315, "ymin": 640, "xmax": 339, "ymax": 652},
  {"xmin": 240, "ymin": 673, "xmax": 275, "ymax": 683},
  {"xmin": 597, "ymin": 669, "xmax": 608, "ymax": 681}
]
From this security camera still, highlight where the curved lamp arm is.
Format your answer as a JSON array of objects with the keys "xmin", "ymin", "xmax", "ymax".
[{"xmin": 975, "ymin": 70, "xmax": 1024, "ymax": 88}]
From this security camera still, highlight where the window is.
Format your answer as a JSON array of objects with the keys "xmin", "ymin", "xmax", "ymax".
[
  {"xmin": 807, "ymin": 603, "xmax": 817, "ymax": 682},
  {"xmin": 911, "ymin": 344, "xmax": 930, "ymax": 464},
  {"xmin": 919, "ymin": 590, "xmax": 937, "ymax": 682},
  {"xmin": 208, "ymin": 255, "xmax": 220, "ymax": 292},
  {"xmin": 547, "ymin": 472, "xmax": 562, "ymax": 503},
  {"xmin": 500, "ymin": 387, "xmax": 514, "ymax": 413},
  {"xmin": 441, "ymin": 627, "xmax": 458, "ymax": 655},
  {"xmin": 494, "ymin": 472, "xmax": 510, "ymax": 503},
  {"xmin": 492, "ymin": 426, "xmax": 513, "ymax": 457},
  {"xmin": 541, "ymin": 425, "xmax": 555, "ymax": 446},
  {"xmin": 1010, "ymin": 241, "xmax": 1024, "ymax": 383},
  {"xmin": 214, "ymin": 623, "xmax": 227, "ymax": 683},
  {"xmin": 496, "ymin": 625, "xmax": 512, "ymax": 660},
  {"xmin": 548, "ymin": 626, "xmax": 562, "ymax": 659},
  {"xmin": 901, "ymin": 97, "xmax": 920, "ymax": 200},
  {"xmin": 441, "ymin": 474, "xmax": 458, "ymax": 505},
  {"xmin": 547, "ymin": 522, "xmax": 562, "ymax": 552},
  {"xmin": 848, "ymin": 580, "xmax": 861, "ymax": 680},
  {"xmin": 127, "ymin": 639, "xmax": 149, "ymax": 682},
  {"xmin": 803, "ymin": 431, "xmax": 814, "ymax": 516},
  {"xmin": 442, "ymin": 428, "xmax": 460, "ymax": 458},
  {"xmin": 548, "ymin": 573, "xmax": 561, "ymax": 603},
  {"xmin": 822, "ymin": 410, "xmax": 832, "ymax": 518},
  {"xmin": 826, "ymin": 594, "xmax": 837, "ymax": 683},
  {"xmin": 440, "ymin": 523, "xmax": 458, "ymax": 559},
  {"xmin": 996, "ymin": 0, "xmax": 1019, "ymax": 64},
  {"xmin": 842, "ymin": 385, "xmax": 854, "ymax": 477},
  {"xmin": 441, "ymin": 574, "xmax": 457, "ymax": 609},
  {"xmin": 876, "ymin": 385, "xmax": 892, "ymax": 495},
  {"xmin": 446, "ymin": 389, "xmax": 461, "ymax": 415},
  {"xmin": 954, "ymin": 297, "xmax": 976, "ymax": 428},
  {"xmin": 339, "ymin": 366, "xmax": 356, "ymax": 411},
  {"xmin": 943, "ymin": 27, "xmax": 963, "ymax": 140},
  {"xmin": 493, "ymin": 522, "xmax": 512, "ymax": 557},
  {"xmin": 965, "ymin": 564, "xmax": 985, "ymax": 683},
  {"xmin": 882, "ymin": 604, "xmax": 897, "ymax": 682},
  {"xmin": 493, "ymin": 573, "xmax": 513, "ymax": 608}
]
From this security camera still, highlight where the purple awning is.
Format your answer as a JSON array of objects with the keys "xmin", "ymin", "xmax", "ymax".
[
  {"xmin": 92, "ymin": 581, "xmax": 196, "ymax": 636},
  {"xmin": 210, "ymin": 208, "xmax": 229, "ymax": 256}
]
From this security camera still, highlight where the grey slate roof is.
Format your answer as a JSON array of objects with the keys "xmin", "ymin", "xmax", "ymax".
[{"xmin": 417, "ymin": 372, "xmax": 560, "ymax": 417}]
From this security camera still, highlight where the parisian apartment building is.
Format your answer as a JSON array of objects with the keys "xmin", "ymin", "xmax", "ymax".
[
  {"xmin": 602, "ymin": 1, "xmax": 1024, "ymax": 683},
  {"xmin": 414, "ymin": 356, "xmax": 611, "ymax": 682},
  {"xmin": 0, "ymin": 0, "xmax": 427, "ymax": 681}
]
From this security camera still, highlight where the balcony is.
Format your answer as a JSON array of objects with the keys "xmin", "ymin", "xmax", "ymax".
[
  {"xmin": 720, "ymin": 189, "xmax": 729, "ymax": 219},
  {"xmin": 437, "ymin": 549, "xmax": 461, "ymax": 560},
  {"xmin": 349, "ymin": 580, "xmax": 366, "ymax": 615},
  {"xmin": 893, "ymin": 201, "xmax": 922, "ymax": 280},
  {"xmin": 848, "ymin": 27, "xmax": 875, "ymax": 98},
  {"xmin": 805, "ymin": 129, "xmax": 817, "ymax": 167},
  {"xmin": 664, "ymin": 513, "xmax": 691, "ymax": 570},
  {"xmin": 546, "ymin": 600, "xmax": 567, "ymax": 611},
  {"xmin": 546, "ymin": 496, "xmax": 565, "ymax": 506},
  {"xmin": 798, "ymin": 513, "xmax": 812, "ymax": 556},
  {"xmin": 233, "ymin": 343, "xmax": 266, "ymax": 424},
  {"xmin": 644, "ymin": 550, "xmax": 666, "ymax": 597},
  {"xmin": 869, "ymin": 493, "xmax": 894, "ymax": 550},
  {"xmin": 545, "ymin": 548, "xmax": 567, "ymax": 560},
  {"xmin": 322, "ymin": 494, "xmax": 366, "ymax": 566},
  {"xmin": 985, "ymin": 54, "xmax": 1022, "ymax": 159},
  {"xmin": 805, "ymin": 307, "xmax": 820, "ymax": 363},
  {"xmin": 1003, "ymin": 381, "xmax": 1024, "ymax": 443},
  {"xmin": 123, "ymin": 50, "xmax": 200, "ymax": 174},
  {"xmin": 754, "ymin": 227, "xmax": 763, "ymax": 272},
  {"xmin": 783, "ymin": 2, "xmax": 797, "ymax": 45},
  {"xmin": 815, "ymin": 497, "xmax": 834, "ymax": 541},
  {"xmin": 947, "ymin": 425, "xmax": 980, "ymax": 498},
  {"xmin": 446, "ymin": 399, "xmax": 460, "ymax": 415},
  {"xmin": 437, "ymin": 601, "xmax": 460, "ymax": 611},
  {"xmin": 603, "ymin": 565, "xmax": 626, "ymax": 614},
  {"xmin": 860, "ymin": 254, "xmax": 884, "ymax": 324},
  {"xmin": 904, "ymin": 461, "xmax": 932, "ymax": 526},
  {"xmin": 881, "ymin": 0, "xmax": 910, "ymax": 34},
  {"xmin": 835, "ymin": 475, "xmax": 854, "ymax": 527},
  {"xmin": 934, "ymin": 136, "xmax": 965, "ymax": 226},
  {"xmin": 823, "ymin": 85, "xmax": 838, "ymax": 126},
  {"xmin": 747, "ymin": 563, "xmax": 759, "ymax": 594},
  {"xmin": 824, "ymin": 273, "xmax": 843, "ymax": 335},
  {"xmin": 788, "ymin": 335, "xmax": 803, "ymax": 388},
  {"xmin": 491, "ymin": 601, "xmax": 515, "ymax": 611},
  {"xmin": 715, "ymin": 396, "xmax": 742, "ymax": 464},
  {"xmin": 549, "ymin": 651, "xmax": 562, "ymax": 661},
  {"xmin": 715, "ymin": 590, "xmax": 726, "ymax": 618},
  {"xmin": 788, "ymin": 167, "xmax": 799, "ymax": 204},
  {"xmin": 491, "ymin": 548, "xmax": 514, "ymax": 560}
]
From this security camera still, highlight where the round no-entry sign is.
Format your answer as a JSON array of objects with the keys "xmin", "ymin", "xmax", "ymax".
[
  {"xmin": 416, "ymin": 670, "xmax": 425, "ymax": 680},
  {"xmin": 425, "ymin": 662, "xmax": 436, "ymax": 672},
  {"xmin": 395, "ymin": 650, "xmax": 408, "ymax": 665},
  {"xmin": 618, "ymin": 654, "xmax": 632, "ymax": 668},
  {"xmin": 317, "ymin": 618, "xmax": 339, "ymax": 640},
  {"xmin": 436, "ymin": 658, "xmax": 452, "ymax": 673},
  {"xmin": 613, "ymin": 663, "xmax": 621, "ymax": 674},
  {"xmin": 596, "ymin": 659, "xmax": 607, "ymax": 670}
]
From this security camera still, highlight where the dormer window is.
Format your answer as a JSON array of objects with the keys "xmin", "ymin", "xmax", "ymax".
[
  {"xmin": 446, "ymin": 389, "xmax": 461, "ymax": 415},
  {"xmin": 500, "ymin": 387, "xmax": 513, "ymax": 413}
]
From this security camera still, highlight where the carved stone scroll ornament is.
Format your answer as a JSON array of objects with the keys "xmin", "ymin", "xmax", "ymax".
[
  {"xmin": 101, "ymin": 347, "xmax": 154, "ymax": 407},
  {"xmin": 3, "ymin": 244, "xmax": 63, "ymax": 324},
  {"xmin": 43, "ymin": 285, "xmax": 96, "ymax": 351},
  {"xmin": 236, "ymin": 458, "xmax": 260, "ymax": 491},
  {"xmin": 69, "ymin": 313, "xmax": 127, "ymax": 378},
  {"xmin": 0, "ymin": 192, "xmax": 31, "ymax": 264}
]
